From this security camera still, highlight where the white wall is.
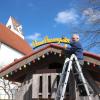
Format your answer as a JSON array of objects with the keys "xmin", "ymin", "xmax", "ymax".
[
  {"xmin": 0, "ymin": 43, "xmax": 24, "ymax": 68},
  {"xmin": 0, "ymin": 43, "xmax": 24, "ymax": 99}
]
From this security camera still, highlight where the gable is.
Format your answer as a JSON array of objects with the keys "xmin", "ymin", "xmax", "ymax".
[{"xmin": 0, "ymin": 44, "xmax": 100, "ymax": 82}]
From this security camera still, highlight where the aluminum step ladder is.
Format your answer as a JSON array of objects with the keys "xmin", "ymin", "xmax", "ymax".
[{"xmin": 55, "ymin": 54, "xmax": 93, "ymax": 100}]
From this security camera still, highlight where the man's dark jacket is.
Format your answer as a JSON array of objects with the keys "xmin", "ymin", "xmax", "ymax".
[{"xmin": 65, "ymin": 41, "xmax": 84, "ymax": 60}]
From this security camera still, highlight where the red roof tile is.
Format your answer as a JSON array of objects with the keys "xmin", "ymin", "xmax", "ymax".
[{"xmin": 0, "ymin": 24, "xmax": 33, "ymax": 55}]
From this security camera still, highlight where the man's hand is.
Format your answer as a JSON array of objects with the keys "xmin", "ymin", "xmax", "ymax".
[{"xmin": 64, "ymin": 44, "xmax": 67, "ymax": 49}]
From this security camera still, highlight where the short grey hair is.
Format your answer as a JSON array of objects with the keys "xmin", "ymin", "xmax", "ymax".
[{"xmin": 72, "ymin": 34, "xmax": 80, "ymax": 40}]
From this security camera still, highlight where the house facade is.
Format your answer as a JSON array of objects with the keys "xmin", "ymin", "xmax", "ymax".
[{"xmin": 0, "ymin": 44, "xmax": 100, "ymax": 100}]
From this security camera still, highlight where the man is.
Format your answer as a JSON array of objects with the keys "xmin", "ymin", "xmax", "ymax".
[
  {"xmin": 64, "ymin": 34, "xmax": 84, "ymax": 65},
  {"xmin": 64, "ymin": 34, "xmax": 100, "ymax": 98},
  {"xmin": 63, "ymin": 34, "xmax": 85, "ymax": 99}
]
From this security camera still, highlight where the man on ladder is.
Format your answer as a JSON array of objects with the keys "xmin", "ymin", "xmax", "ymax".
[
  {"xmin": 63, "ymin": 34, "xmax": 100, "ymax": 100},
  {"xmin": 64, "ymin": 34, "xmax": 84, "ymax": 68},
  {"xmin": 64, "ymin": 34, "xmax": 84, "ymax": 100}
]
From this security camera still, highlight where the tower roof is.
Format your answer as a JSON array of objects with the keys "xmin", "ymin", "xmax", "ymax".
[
  {"xmin": 6, "ymin": 16, "xmax": 24, "ymax": 38},
  {"xmin": 10, "ymin": 16, "xmax": 20, "ymax": 27}
]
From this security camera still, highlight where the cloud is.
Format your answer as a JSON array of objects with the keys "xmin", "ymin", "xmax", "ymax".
[
  {"xmin": 54, "ymin": 9, "xmax": 79, "ymax": 25},
  {"xmin": 83, "ymin": 8, "xmax": 100, "ymax": 24},
  {"xmin": 25, "ymin": 33, "xmax": 41, "ymax": 40}
]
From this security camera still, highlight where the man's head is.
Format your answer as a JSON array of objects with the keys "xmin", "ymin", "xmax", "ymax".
[{"xmin": 71, "ymin": 34, "xmax": 80, "ymax": 42}]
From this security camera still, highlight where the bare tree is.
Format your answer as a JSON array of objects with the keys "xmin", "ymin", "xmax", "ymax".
[
  {"xmin": 70, "ymin": 0, "xmax": 100, "ymax": 53},
  {"xmin": 84, "ymin": 1, "xmax": 100, "ymax": 52},
  {"xmin": 0, "ymin": 78, "xmax": 19, "ymax": 100}
]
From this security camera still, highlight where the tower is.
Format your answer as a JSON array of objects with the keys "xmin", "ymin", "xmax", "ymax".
[{"xmin": 6, "ymin": 16, "xmax": 24, "ymax": 39}]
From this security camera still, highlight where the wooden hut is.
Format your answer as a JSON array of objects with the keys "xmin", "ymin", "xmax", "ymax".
[{"xmin": 0, "ymin": 44, "xmax": 100, "ymax": 100}]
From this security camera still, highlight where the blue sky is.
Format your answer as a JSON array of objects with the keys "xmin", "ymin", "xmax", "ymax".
[{"xmin": 0, "ymin": 0, "xmax": 100, "ymax": 54}]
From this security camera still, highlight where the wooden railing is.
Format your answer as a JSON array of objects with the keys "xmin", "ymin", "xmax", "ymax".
[
  {"xmin": 32, "ymin": 73, "xmax": 60, "ymax": 99},
  {"xmin": 15, "ymin": 73, "xmax": 100, "ymax": 100}
]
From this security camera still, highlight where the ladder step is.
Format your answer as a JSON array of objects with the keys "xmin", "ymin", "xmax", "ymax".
[{"xmin": 77, "ymin": 82, "xmax": 87, "ymax": 86}]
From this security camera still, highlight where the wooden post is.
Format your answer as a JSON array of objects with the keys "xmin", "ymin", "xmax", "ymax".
[
  {"xmin": 42, "ymin": 74, "xmax": 49, "ymax": 98},
  {"xmin": 32, "ymin": 74, "xmax": 40, "ymax": 98},
  {"xmin": 51, "ymin": 73, "xmax": 58, "ymax": 98}
]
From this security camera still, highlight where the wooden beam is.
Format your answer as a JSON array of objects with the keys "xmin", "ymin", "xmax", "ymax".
[
  {"xmin": 42, "ymin": 74, "xmax": 49, "ymax": 98},
  {"xmin": 32, "ymin": 74, "xmax": 40, "ymax": 98},
  {"xmin": 51, "ymin": 73, "xmax": 58, "ymax": 98}
]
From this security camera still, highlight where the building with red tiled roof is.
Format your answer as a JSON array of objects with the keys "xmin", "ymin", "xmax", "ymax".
[
  {"xmin": 0, "ymin": 17, "xmax": 33, "ymax": 100},
  {"xmin": 0, "ymin": 24, "xmax": 33, "ymax": 55},
  {"xmin": 0, "ymin": 16, "xmax": 100, "ymax": 100},
  {"xmin": 0, "ymin": 17, "xmax": 33, "ymax": 68}
]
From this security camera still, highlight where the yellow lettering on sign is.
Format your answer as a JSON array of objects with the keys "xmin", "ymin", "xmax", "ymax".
[{"xmin": 32, "ymin": 36, "xmax": 70, "ymax": 48}]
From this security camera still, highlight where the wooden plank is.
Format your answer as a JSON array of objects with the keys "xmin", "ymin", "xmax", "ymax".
[
  {"xmin": 76, "ymin": 91, "xmax": 80, "ymax": 100},
  {"xmin": 15, "ymin": 84, "xmax": 25, "ymax": 100},
  {"xmin": 51, "ymin": 73, "xmax": 58, "ymax": 98},
  {"xmin": 32, "ymin": 74, "xmax": 40, "ymax": 98},
  {"xmin": 42, "ymin": 74, "xmax": 48, "ymax": 98},
  {"xmin": 84, "ymin": 56, "xmax": 100, "ymax": 65}
]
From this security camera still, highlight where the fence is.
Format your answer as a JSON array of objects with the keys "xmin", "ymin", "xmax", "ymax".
[{"xmin": 15, "ymin": 73, "xmax": 100, "ymax": 100}]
